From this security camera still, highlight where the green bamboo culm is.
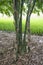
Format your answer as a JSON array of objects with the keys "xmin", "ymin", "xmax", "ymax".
[
  {"xmin": 13, "ymin": 0, "xmax": 20, "ymax": 60},
  {"xmin": 13, "ymin": 0, "xmax": 36, "ymax": 60}
]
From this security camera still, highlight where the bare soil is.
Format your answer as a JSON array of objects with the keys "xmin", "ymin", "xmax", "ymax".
[{"xmin": 0, "ymin": 31, "xmax": 43, "ymax": 65}]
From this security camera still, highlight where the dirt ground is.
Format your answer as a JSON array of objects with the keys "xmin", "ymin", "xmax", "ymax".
[{"xmin": 0, "ymin": 31, "xmax": 43, "ymax": 65}]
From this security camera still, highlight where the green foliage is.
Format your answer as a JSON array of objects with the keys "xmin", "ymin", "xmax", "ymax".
[
  {"xmin": 33, "ymin": 0, "xmax": 43, "ymax": 14},
  {"xmin": 0, "ymin": 0, "xmax": 43, "ymax": 15},
  {"xmin": 0, "ymin": 0, "xmax": 13, "ymax": 15}
]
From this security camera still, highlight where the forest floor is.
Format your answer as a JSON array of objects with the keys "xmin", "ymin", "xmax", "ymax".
[{"xmin": 0, "ymin": 31, "xmax": 43, "ymax": 65}]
